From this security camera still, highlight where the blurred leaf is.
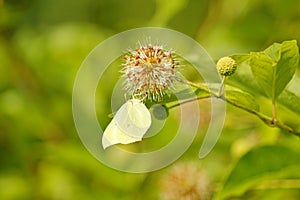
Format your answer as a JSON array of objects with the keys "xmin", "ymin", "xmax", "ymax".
[
  {"xmin": 0, "ymin": 173, "xmax": 30, "ymax": 200},
  {"xmin": 216, "ymin": 145, "xmax": 300, "ymax": 199},
  {"xmin": 225, "ymin": 89, "xmax": 260, "ymax": 112},
  {"xmin": 244, "ymin": 188, "xmax": 300, "ymax": 200},
  {"xmin": 166, "ymin": 0, "xmax": 209, "ymax": 36},
  {"xmin": 149, "ymin": 0, "xmax": 187, "ymax": 26},
  {"xmin": 48, "ymin": 143, "xmax": 146, "ymax": 193},
  {"xmin": 249, "ymin": 40, "xmax": 299, "ymax": 100}
]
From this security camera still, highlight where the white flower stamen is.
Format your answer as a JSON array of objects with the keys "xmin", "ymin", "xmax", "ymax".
[{"xmin": 121, "ymin": 43, "xmax": 182, "ymax": 101}]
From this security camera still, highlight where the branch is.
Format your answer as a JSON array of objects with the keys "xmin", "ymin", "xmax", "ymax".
[{"xmin": 185, "ymin": 81, "xmax": 300, "ymax": 137}]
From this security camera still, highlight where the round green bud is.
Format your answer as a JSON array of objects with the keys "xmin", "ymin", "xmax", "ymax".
[
  {"xmin": 216, "ymin": 56, "xmax": 237, "ymax": 76},
  {"xmin": 151, "ymin": 104, "xmax": 168, "ymax": 120}
]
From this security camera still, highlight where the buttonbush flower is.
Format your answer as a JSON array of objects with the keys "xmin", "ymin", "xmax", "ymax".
[
  {"xmin": 121, "ymin": 43, "xmax": 182, "ymax": 101},
  {"xmin": 216, "ymin": 56, "xmax": 237, "ymax": 77},
  {"xmin": 159, "ymin": 162, "xmax": 211, "ymax": 200}
]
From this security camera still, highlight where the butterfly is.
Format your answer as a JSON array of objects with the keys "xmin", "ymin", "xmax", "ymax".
[{"xmin": 102, "ymin": 99, "xmax": 151, "ymax": 149}]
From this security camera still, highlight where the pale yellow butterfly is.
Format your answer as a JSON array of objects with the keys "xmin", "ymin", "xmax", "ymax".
[{"xmin": 102, "ymin": 99, "xmax": 151, "ymax": 149}]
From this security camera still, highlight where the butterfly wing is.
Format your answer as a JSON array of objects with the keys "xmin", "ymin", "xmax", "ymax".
[
  {"xmin": 102, "ymin": 119, "xmax": 142, "ymax": 149},
  {"xmin": 114, "ymin": 99, "xmax": 151, "ymax": 138},
  {"xmin": 102, "ymin": 99, "xmax": 151, "ymax": 149}
]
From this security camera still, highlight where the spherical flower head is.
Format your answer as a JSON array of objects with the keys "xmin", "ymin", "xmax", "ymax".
[
  {"xmin": 159, "ymin": 162, "xmax": 211, "ymax": 200},
  {"xmin": 216, "ymin": 56, "xmax": 237, "ymax": 76},
  {"xmin": 121, "ymin": 43, "xmax": 182, "ymax": 102}
]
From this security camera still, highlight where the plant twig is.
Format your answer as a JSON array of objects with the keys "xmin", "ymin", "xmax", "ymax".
[
  {"xmin": 185, "ymin": 81, "xmax": 300, "ymax": 137},
  {"xmin": 166, "ymin": 93, "xmax": 211, "ymax": 110},
  {"xmin": 271, "ymin": 100, "xmax": 277, "ymax": 125},
  {"xmin": 218, "ymin": 76, "xmax": 226, "ymax": 97}
]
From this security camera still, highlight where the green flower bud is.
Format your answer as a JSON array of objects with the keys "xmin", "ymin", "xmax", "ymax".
[
  {"xmin": 151, "ymin": 104, "xmax": 168, "ymax": 120},
  {"xmin": 216, "ymin": 56, "xmax": 237, "ymax": 76}
]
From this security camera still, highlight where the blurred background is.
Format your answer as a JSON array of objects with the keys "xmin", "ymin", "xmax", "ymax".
[{"xmin": 1, "ymin": 0, "xmax": 300, "ymax": 199}]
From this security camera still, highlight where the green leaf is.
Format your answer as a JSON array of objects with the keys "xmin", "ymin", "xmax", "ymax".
[
  {"xmin": 226, "ymin": 61, "xmax": 266, "ymax": 97},
  {"xmin": 278, "ymin": 89, "xmax": 300, "ymax": 116},
  {"xmin": 264, "ymin": 42, "xmax": 281, "ymax": 61},
  {"xmin": 249, "ymin": 51, "xmax": 275, "ymax": 98},
  {"xmin": 249, "ymin": 40, "xmax": 299, "ymax": 101},
  {"xmin": 230, "ymin": 54, "xmax": 251, "ymax": 66},
  {"xmin": 215, "ymin": 145, "xmax": 300, "ymax": 200},
  {"xmin": 274, "ymin": 40, "xmax": 299, "ymax": 98},
  {"xmin": 225, "ymin": 89, "xmax": 260, "ymax": 112}
]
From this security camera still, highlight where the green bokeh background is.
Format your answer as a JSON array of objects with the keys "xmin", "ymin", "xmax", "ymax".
[{"xmin": 1, "ymin": 0, "xmax": 300, "ymax": 199}]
